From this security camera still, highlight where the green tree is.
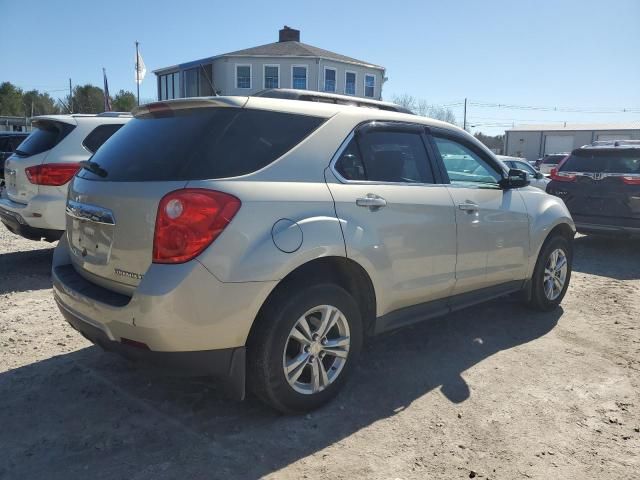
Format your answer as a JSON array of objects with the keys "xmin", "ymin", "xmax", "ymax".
[
  {"xmin": 0, "ymin": 82, "xmax": 24, "ymax": 116},
  {"xmin": 64, "ymin": 84, "xmax": 105, "ymax": 114},
  {"xmin": 474, "ymin": 132, "xmax": 505, "ymax": 153},
  {"xmin": 112, "ymin": 90, "xmax": 136, "ymax": 112},
  {"xmin": 22, "ymin": 90, "xmax": 60, "ymax": 116}
]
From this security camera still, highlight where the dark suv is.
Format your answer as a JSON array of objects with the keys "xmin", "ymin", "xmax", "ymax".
[
  {"xmin": 546, "ymin": 141, "xmax": 640, "ymax": 236},
  {"xmin": 0, "ymin": 132, "xmax": 28, "ymax": 180}
]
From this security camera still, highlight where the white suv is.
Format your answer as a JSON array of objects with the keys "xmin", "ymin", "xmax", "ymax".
[
  {"xmin": 0, "ymin": 112, "xmax": 131, "ymax": 241},
  {"xmin": 52, "ymin": 93, "xmax": 575, "ymax": 412}
]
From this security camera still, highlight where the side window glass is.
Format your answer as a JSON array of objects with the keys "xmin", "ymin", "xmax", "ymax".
[
  {"xmin": 82, "ymin": 124, "xmax": 124, "ymax": 154},
  {"xmin": 335, "ymin": 140, "xmax": 367, "ymax": 181},
  {"xmin": 432, "ymin": 136, "xmax": 501, "ymax": 185},
  {"xmin": 336, "ymin": 130, "xmax": 433, "ymax": 183}
]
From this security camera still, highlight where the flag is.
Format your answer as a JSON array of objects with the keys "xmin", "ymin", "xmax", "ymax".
[
  {"xmin": 135, "ymin": 49, "xmax": 147, "ymax": 85},
  {"xmin": 103, "ymin": 68, "xmax": 112, "ymax": 112}
]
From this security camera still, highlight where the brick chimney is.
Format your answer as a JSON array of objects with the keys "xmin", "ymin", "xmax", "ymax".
[{"xmin": 279, "ymin": 26, "xmax": 300, "ymax": 42}]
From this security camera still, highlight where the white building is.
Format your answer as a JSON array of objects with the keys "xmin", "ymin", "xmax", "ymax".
[
  {"xmin": 504, "ymin": 122, "xmax": 640, "ymax": 161},
  {"xmin": 153, "ymin": 26, "xmax": 386, "ymax": 101}
]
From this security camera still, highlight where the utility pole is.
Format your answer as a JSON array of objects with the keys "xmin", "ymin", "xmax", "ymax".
[
  {"xmin": 463, "ymin": 97, "xmax": 468, "ymax": 130},
  {"xmin": 135, "ymin": 41, "xmax": 140, "ymax": 106},
  {"xmin": 69, "ymin": 78, "xmax": 73, "ymax": 113}
]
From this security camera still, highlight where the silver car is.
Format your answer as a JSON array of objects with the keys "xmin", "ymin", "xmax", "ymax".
[
  {"xmin": 53, "ymin": 93, "xmax": 575, "ymax": 412},
  {"xmin": 496, "ymin": 155, "xmax": 550, "ymax": 190}
]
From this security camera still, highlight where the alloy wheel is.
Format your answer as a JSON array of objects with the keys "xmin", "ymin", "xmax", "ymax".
[
  {"xmin": 282, "ymin": 305, "xmax": 351, "ymax": 395},
  {"xmin": 543, "ymin": 248, "xmax": 568, "ymax": 300}
]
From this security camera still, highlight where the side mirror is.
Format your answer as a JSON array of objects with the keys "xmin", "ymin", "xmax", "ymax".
[
  {"xmin": 535, "ymin": 172, "xmax": 544, "ymax": 180},
  {"xmin": 499, "ymin": 168, "xmax": 529, "ymax": 189}
]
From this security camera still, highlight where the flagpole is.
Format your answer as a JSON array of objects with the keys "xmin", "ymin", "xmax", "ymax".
[{"xmin": 135, "ymin": 41, "xmax": 140, "ymax": 106}]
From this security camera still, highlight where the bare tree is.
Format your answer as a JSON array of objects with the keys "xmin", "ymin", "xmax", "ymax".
[{"xmin": 391, "ymin": 94, "xmax": 457, "ymax": 125}]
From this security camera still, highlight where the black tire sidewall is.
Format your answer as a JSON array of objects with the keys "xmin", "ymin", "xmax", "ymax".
[{"xmin": 253, "ymin": 283, "xmax": 363, "ymax": 413}]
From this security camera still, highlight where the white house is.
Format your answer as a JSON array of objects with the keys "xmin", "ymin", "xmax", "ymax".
[{"xmin": 153, "ymin": 26, "xmax": 386, "ymax": 101}]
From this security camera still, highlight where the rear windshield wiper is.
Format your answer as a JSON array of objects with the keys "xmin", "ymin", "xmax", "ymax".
[{"xmin": 79, "ymin": 160, "xmax": 108, "ymax": 178}]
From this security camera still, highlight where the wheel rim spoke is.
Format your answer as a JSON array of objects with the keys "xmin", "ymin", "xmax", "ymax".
[
  {"xmin": 310, "ymin": 357, "xmax": 321, "ymax": 393},
  {"xmin": 286, "ymin": 352, "xmax": 309, "ymax": 383},
  {"xmin": 290, "ymin": 326, "xmax": 312, "ymax": 346},
  {"xmin": 317, "ymin": 358, "xmax": 329, "ymax": 389},
  {"xmin": 323, "ymin": 336, "xmax": 349, "ymax": 359},
  {"xmin": 295, "ymin": 316, "xmax": 313, "ymax": 343}
]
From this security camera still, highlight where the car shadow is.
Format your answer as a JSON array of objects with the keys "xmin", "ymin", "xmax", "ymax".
[
  {"xmin": 0, "ymin": 247, "xmax": 53, "ymax": 294},
  {"xmin": 572, "ymin": 235, "xmax": 640, "ymax": 280},
  {"xmin": 0, "ymin": 299, "xmax": 561, "ymax": 479}
]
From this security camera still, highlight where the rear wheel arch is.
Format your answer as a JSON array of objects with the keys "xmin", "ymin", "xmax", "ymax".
[{"xmin": 248, "ymin": 256, "xmax": 377, "ymax": 343}]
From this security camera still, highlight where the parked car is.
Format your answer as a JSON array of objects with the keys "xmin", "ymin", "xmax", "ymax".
[
  {"xmin": 0, "ymin": 132, "xmax": 29, "ymax": 181},
  {"xmin": 0, "ymin": 112, "xmax": 131, "ymax": 241},
  {"xmin": 497, "ymin": 155, "xmax": 550, "ymax": 190},
  {"xmin": 546, "ymin": 141, "xmax": 640, "ymax": 236},
  {"xmin": 52, "ymin": 94, "xmax": 575, "ymax": 413},
  {"xmin": 536, "ymin": 153, "xmax": 569, "ymax": 175}
]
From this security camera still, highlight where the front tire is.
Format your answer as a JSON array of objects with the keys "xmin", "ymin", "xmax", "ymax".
[
  {"xmin": 527, "ymin": 234, "xmax": 572, "ymax": 311},
  {"xmin": 247, "ymin": 283, "xmax": 363, "ymax": 413}
]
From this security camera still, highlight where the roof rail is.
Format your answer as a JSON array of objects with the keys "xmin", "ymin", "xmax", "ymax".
[
  {"xmin": 252, "ymin": 89, "xmax": 414, "ymax": 114},
  {"xmin": 588, "ymin": 139, "xmax": 640, "ymax": 148},
  {"xmin": 96, "ymin": 111, "xmax": 133, "ymax": 117}
]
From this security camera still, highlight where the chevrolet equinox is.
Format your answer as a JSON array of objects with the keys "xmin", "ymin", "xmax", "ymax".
[{"xmin": 53, "ymin": 92, "xmax": 575, "ymax": 413}]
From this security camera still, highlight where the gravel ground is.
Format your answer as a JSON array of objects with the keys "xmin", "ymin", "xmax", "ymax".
[{"xmin": 0, "ymin": 226, "xmax": 638, "ymax": 479}]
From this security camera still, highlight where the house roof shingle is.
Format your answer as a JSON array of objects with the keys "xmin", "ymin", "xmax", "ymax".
[
  {"xmin": 222, "ymin": 41, "xmax": 384, "ymax": 69},
  {"xmin": 153, "ymin": 40, "xmax": 384, "ymax": 74}
]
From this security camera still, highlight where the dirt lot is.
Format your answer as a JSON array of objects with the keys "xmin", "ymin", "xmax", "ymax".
[{"xmin": 0, "ymin": 226, "xmax": 638, "ymax": 480}]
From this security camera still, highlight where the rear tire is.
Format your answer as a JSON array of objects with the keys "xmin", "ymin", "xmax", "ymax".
[
  {"xmin": 527, "ymin": 234, "xmax": 572, "ymax": 311},
  {"xmin": 247, "ymin": 283, "xmax": 363, "ymax": 413}
]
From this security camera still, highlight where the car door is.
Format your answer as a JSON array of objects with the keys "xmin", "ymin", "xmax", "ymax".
[
  {"xmin": 427, "ymin": 130, "xmax": 530, "ymax": 295},
  {"xmin": 325, "ymin": 122, "xmax": 457, "ymax": 318}
]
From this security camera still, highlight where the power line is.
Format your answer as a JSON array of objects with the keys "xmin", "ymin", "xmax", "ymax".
[{"xmin": 468, "ymin": 100, "xmax": 640, "ymax": 114}]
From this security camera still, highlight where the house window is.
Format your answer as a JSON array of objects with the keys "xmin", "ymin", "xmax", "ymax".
[
  {"xmin": 236, "ymin": 65, "xmax": 251, "ymax": 89},
  {"xmin": 159, "ymin": 71, "xmax": 181, "ymax": 100},
  {"xmin": 324, "ymin": 68, "xmax": 336, "ymax": 92},
  {"xmin": 345, "ymin": 71, "xmax": 356, "ymax": 95},
  {"xmin": 184, "ymin": 68, "xmax": 199, "ymax": 97},
  {"xmin": 365, "ymin": 74, "xmax": 375, "ymax": 98},
  {"xmin": 292, "ymin": 65, "xmax": 307, "ymax": 89},
  {"xmin": 264, "ymin": 65, "xmax": 280, "ymax": 89}
]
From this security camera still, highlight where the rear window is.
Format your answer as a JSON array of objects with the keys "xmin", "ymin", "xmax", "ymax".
[
  {"xmin": 14, "ymin": 121, "xmax": 75, "ymax": 157},
  {"xmin": 542, "ymin": 154, "xmax": 565, "ymax": 164},
  {"xmin": 560, "ymin": 149, "xmax": 640, "ymax": 174},
  {"xmin": 82, "ymin": 124, "xmax": 124, "ymax": 153},
  {"xmin": 77, "ymin": 108, "xmax": 325, "ymax": 181}
]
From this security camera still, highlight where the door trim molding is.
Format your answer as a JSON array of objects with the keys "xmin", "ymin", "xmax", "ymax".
[{"xmin": 373, "ymin": 280, "xmax": 525, "ymax": 334}]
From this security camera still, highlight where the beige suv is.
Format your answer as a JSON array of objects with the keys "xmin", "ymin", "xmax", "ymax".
[{"xmin": 52, "ymin": 91, "xmax": 575, "ymax": 413}]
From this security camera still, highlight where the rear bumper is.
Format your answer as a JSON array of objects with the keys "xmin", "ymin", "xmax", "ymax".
[
  {"xmin": 52, "ymin": 235, "xmax": 277, "ymax": 395},
  {"xmin": 0, "ymin": 190, "xmax": 67, "ymax": 231},
  {"xmin": 0, "ymin": 200, "xmax": 62, "ymax": 241},
  {"xmin": 56, "ymin": 297, "xmax": 246, "ymax": 398}
]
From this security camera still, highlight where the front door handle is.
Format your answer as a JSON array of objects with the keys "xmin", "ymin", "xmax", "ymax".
[
  {"xmin": 356, "ymin": 194, "xmax": 387, "ymax": 209},
  {"xmin": 458, "ymin": 202, "xmax": 479, "ymax": 212}
]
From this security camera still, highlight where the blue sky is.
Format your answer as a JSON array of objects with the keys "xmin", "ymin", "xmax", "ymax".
[{"xmin": 3, "ymin": 0, "xmax": 639, "ymax": 134}]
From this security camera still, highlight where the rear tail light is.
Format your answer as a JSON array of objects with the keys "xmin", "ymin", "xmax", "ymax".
[
  {"xmin": 621, "ymin": 175, "xmax": 640, "ymax": 185},
  {"xmin": 25, "ymin": 163, "xmax": 81, "ymax": 186},
  {"xmin": 550, "ymin": 168, "xmax": 576, "ymax": 182},
  {"xmin": 153, "ymin": 189, "xmax": 241, "ymax": 264}
]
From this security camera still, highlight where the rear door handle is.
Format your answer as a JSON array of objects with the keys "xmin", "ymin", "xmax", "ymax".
[
  {"xmin": 458, "ymin": 202, "xmax": 479, "ymax": 212},
  {"xmin": 356, "ymin": 195, "xmax": 387, "ymax": 209}
]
